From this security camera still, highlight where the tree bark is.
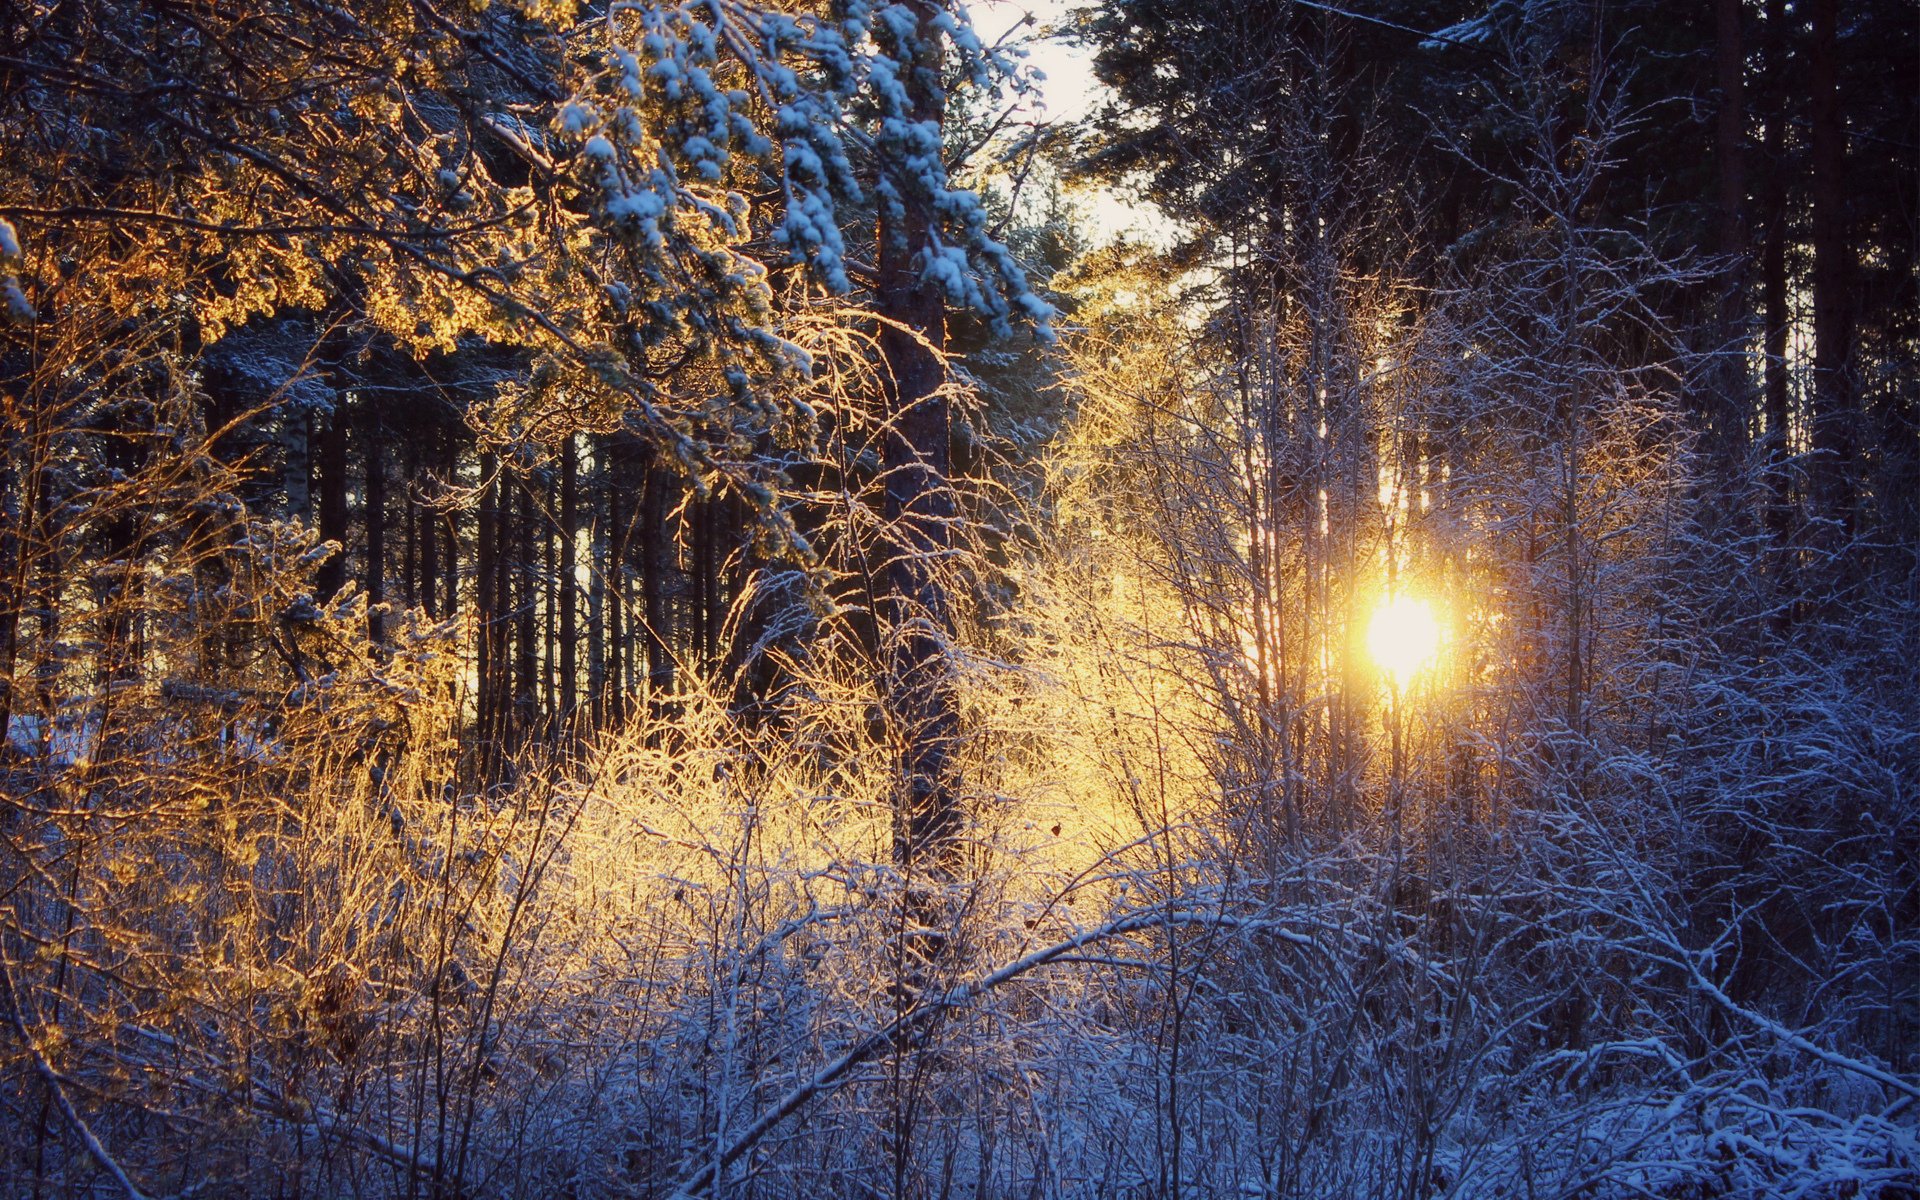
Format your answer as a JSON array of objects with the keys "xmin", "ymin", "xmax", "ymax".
[
  {"xmin": 641, "ymin": 449, "xmax": 672, "ymax": 700},
  {"xmin": 1809, "ymin": 0, "xmax": 1855, "ymax": 533},
  {"xmin": 1761, "ymin": 0, "xmax": 1793, "ymax": 542},
  {"xmin": 543, "ymin": 473, "xmax": 556, "ymax": 723},
  {"xmin": 588, "ymin": 438, "xmax": 606, "ymax": 727},
  {"xmin": 606, "ymin": 440, "xmax": 629, "ymax": 721},
  {"xmin": 559, "ymin": 435, "xmax": 577, "ymax": 730},
  {"xmin": 402, "ymin": 436, "xmax": 418, "ymax": 613},
  {"xmin": 419, "ymin": 453, "xmax": 440, "ymax": 621},
  {"xmin": 1712, "ymin": 0, "xmax": 1751, "ymax": 463},
  {"xmin": 441, "ymin": 433, "xmax": 459, "ymax": 622},
  {"xmin": 316, "ymin": 400, "xmax": 348, "ymax": 601},
  {"xmin": 876, "ymin": 0, "xmax": 960, "ymax": 875},
  {"xmin": 364, "ymin": 411, "xmax": 386, "ymax": 642},
  {"xmin": 476, "ymin": 454, "xmax": 499, "ymax": 766},
  {"xmin": 516, "ymin": 474, "xmax": 538, "ymax": 738}
]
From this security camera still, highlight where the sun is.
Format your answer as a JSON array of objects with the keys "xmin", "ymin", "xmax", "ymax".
[{"xmin": 1367, "ymin": 594, "xmax": 1443, "ymax": 690}]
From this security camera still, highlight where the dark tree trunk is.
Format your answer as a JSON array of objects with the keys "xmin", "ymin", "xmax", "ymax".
[
  {"xmin": 476, "ymin": 454, "xmax": 499, "ymax": 766},
  {"xmin": 606, "ymin": 441, "xmax": 629, "ymax": 722},
  {"xmin": 641, "ymin": 449, "xmax": 672, "ymax": 700},
  {"xmin": 1711, "ymin": 0, "xmax": 1750, "ymax": 463},
  {"xmin": 316, "ymin": 400, "xmax": 349, "ymax": 601},
  {"xmin": 418, "ymin": 451, "xmax": 440, "ymax": 620},
  {"xmin": 588, "ymin": 437, "xmax": 606, "ymax": 728},
  {"xmin": 442, "ymin": 435, "xmax": 459, "ymax": 623},
  {"xmin": 1714, "ymin": 0, "xmax": 1747, "ymax": 267},
  {"xmin": 542, "ymin": 470, "xmax": 555, "ymax": 726},
  {"xmin": 402, "ymin": 436, "xmax": 418, "ymax": 613},
  {"xmin": 1809, "ymin": 0, "xmax": 1855, "ymax": 533},
  {"xmin": 876, "ymin": 0, "xmax": 959, "ymax": 874},
  {"xmin": 517, "ymin": 475, "xmax": 538, "ymax": 737},
  {"xmin": 558, "ymin": 436, "xmax": 577, "ymax": 731},
  {"xmin": 693, "ymin": 494, "xmax": 713, "ymax": 672},
  {"xmin": 494, "ymin": 466, "xmax": 516, "ymax": 748},
  {"xmin": 364, "ymin": 414, "xmax": 386, "ymax": 642},
  {"xmin": 0, "ymin": 428, "xmax": 32, "ymax": 746},
  {"xmin": 1761, "ymin": 0, "xmax": 1794, "ymax": 542}
]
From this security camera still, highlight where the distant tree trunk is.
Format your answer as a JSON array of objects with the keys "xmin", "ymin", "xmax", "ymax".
[
  {"xmin": 417, "ymin": 444, "xmax": 439, "ymax": 620},
  {"xmin": 476, "ymin": 454, "xmax": 499, "ymax": 765},
  {"xmin": 1809, "ymin": 0, "xmax": 1855, "ymax": 534},
  {"xmin": 543, "ymin": 475, "xmax": 556, "ymax": 723},
  {"xmin": 693, "ymin": 493, "xmax": 714, "ymax": 672},
  {"xmin": 559, "ymin": 437, "xmax": 577, "ymax": 731},
  {"xmin": 517, "ymin": 475, "xmax": 538, "ymax": 737},
  {"xmin": 0, "ymin": 427, "xmax": 31, "ymax": 746},
  {"xmin": 588, "ymin": 439, "xmax": 606, "ymax": 727},
  {"xmin": 606, "ymin": 441, "xmax": 629, "ymax": 721},
  {"xmin": 641, "ymin": 449, "xmax": 673, "ymax": 700},
  {"xmin": 365, "ymin": 414, "xmax": 386, "ymax": 642},
  {"xmin": 1761, "ymin": 0, "xmax": 1793, "ymax": 543},
  {"xmin": 1711, "ymin": 0, "xmax": 1750, "ymax": 463},
  {"xmin": 1714, "ymin": 0, "xmax": 1747, "ymax": 269},
  {"xmin": 283, "ymin": 406, "xmax": 312, "ymax": 526},
  {"xmin": 877, "ymin": 0, "xmax": 959, "ymax": 874},
  {"xmin": 441, "ymin": 434, "xmax": 459, "ymax": 621},
  {"xmin": 316, "ymin": 400, "xmax": 348, "ymax": 601},
  {"xmin": 402, "ymin": 437, "xmax": 418, "ymax": 612}
]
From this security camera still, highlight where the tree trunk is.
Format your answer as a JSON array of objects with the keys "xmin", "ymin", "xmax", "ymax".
[
  {"xmin": 419, "ymin": 448, "xmax": 440, "ymax": 620},
  {"xmin": 516, "ymin": 475, "xmax": 538, "ymax": 739},
  {"xmin": 402, "ymin": 436, "xmax": 418, "ymax": 613},
  {"xmin": 543, "ymin": 473, "xmax": 556, "ymax": 724},
  {"xmin": 441, "ymin": 433, "xmax": 459, "ymax": 622},
  {"xmin": 364, "ymin": 413, "xmax": 386, "ymax": 642},
  {"xmin": 1761, "ymin": 0, "xmax": 1794, "ymax": 543},
  {"xmin": 641, "ymin": 449, "xmax": 672, "ymax": 700},
  {"xmin": 1711, "ymin": 0, "xmax": 1750, "ymax": 464},
  {"xmin": 588, "ymin": 438, "xmax": 606, "ymax": 728},
  {"xmin": 283, "ymin": 406, "xmax": 312, "ymax": 526},
  {"xmin": 559, "ymin": 435, "xmax": 577, "ymax": 731},
  {"xmin": 606, "ymin": 440, "xmax": 629, "ymax": 722},
  {"xmin": 1809, "ymin": 0, "xmax": 1855, "ymax": 534},
  {"xmin": 0, "ymin": 424, "xmax": 32, "ymax": 749},
  {"xmin": 476, "ymin": 454, "xmax": 499, "ymax": 768},
  {"xmin": 876, "ymin": 0, "xmax": 959, "ymax": 875},
  {"xmin": 316, "ymin": 400, "xmax": 348, "ymax": 601}
]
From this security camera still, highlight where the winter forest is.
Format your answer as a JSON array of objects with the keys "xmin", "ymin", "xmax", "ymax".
[{"xmin": 1, "ymin": 0, "xmax": 1916, "ymax": 1195}]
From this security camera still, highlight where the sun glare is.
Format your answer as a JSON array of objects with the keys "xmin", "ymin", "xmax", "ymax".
[{"xmin": 1367, "ymin": 594, "xmax": 1443, "ymax": 690}]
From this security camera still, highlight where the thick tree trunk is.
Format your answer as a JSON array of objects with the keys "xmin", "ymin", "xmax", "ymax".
[{"xmin": 877, "ymin": 0, "xmax": 959, "ymax": 874}]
